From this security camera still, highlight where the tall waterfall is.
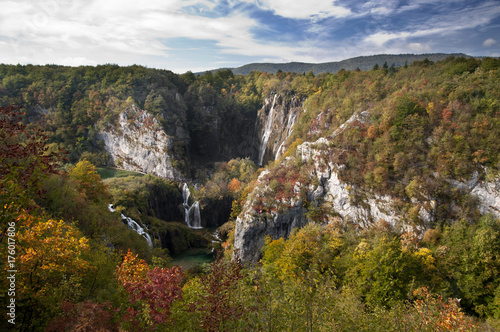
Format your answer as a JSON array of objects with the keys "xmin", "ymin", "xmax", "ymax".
[
  {"xmin": 182, "ymin": 183, "xmax": 191, "ymax": 225},
  {"xmin": 276, "ymin": 108, "xmax": 299, "ymax": 158},
  {"xmin": 182, "ymin": 183, "xmax": 202, "ymax": 229},
  {"xmin": 258, "ymin": 94, "xmax": 278, "ymax": 166}
]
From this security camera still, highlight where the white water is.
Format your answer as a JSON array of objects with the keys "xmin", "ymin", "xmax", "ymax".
[
  {"xmin": 108, "ymin": 204, "xmax": 152, "ymax": 247},
  {"xmin": 189, "ymin": 201, "xmax": 202, "ymax": 229},
  {"xmin": 182, "ymin": 183, "xmax": 203, "ymax": 229},
  {"xmin": 276, "ymin": 108, "xmax": 299, "ymax": 158},
  {"xmin": 258, "ymin": 94, "xmax": 278, "ymax": 166},
  {"xmin": 211, "ymin": 229, "xmax": 222, "ymax": 252},
  {"xmin": 120, "ymin": 213, "xmax": 153, "ymax": 247},
  {"xmin": 182, "ymin": 183, "xmax": 191, "ymax": 226}
]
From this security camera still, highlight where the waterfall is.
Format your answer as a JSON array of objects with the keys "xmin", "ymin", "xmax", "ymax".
[
  {"xmin": 182, "ymin": 183, "xmax": 203, "ymax": 229},
  {"xmin": 190, "ymin": 201, "xmax": 202, "ymax": 229},
  {"xmin": 182, "ymin": 183, "xmax": 191, "ymax": 226},
  {"xmin": 276, "ymin": 107, "xmax": 299, "ymax": 158},
  {"xmin": 258, "ymin": 94, "xmax": 278, "ymax": 166},
  {"xmin": 108, "ymin": 204, "xmax": 153, "ymax": 247},
  {"xmin": 211, "ymin": 229, "xmax": 222, "ymax": 252},
  {"xmin": 121, "ymin": 213, "xmax": 153, "ymax": 247}
]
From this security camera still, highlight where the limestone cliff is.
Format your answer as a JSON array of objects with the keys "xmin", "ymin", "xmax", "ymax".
[
  {"xmin": 99, "ymin": 106, "xmax": 181, "ymax": 179},
  {"xmin": 234, "ymin": 111, "xmax": 500, "ymax": 264}
]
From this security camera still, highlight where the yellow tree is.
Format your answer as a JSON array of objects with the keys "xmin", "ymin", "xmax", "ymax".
[
  {"xmin": 68, "ymin": 159, "xmax": 109, "ymax": 202},
  {"xmin": 259, "ymin": 224, "xmax": 342, "ymax": 331},
  {"xmin": 13, "ymin": 212, "xmax": 93, "ymax": 328}
]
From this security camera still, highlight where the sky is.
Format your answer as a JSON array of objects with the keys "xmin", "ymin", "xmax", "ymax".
[{"xmin": 0, "ymin": 0, "xmax": 499, "ymax": 73}]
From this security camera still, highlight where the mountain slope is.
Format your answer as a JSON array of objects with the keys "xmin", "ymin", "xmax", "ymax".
[{"xmin": 207, "ymin": 53, "xmax": 471, "ymax": 75}]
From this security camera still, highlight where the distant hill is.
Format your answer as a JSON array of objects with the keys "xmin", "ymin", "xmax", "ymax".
[{"xmin": 204, "ymin": 53, "xmax": 471, "ymax": 75}]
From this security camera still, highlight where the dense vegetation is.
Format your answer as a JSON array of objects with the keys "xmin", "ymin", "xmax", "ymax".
[
  {"xmin": 240, "ymin": 56, "xmax": 500, "ymax": 233},
  {"xmin": 0, "ymin": 64, "xmax": 259, "ymax": 172},
  {"xmin": 228, "ymin": 53, "xmax": 469, "ymax": 75},
  {"xmin": 1, "ymin": 56, "xmax": 500, "ymax": 330}
]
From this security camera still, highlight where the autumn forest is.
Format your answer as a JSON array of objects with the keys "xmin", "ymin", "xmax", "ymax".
[{"xmin": 1, "ymin": 56, "xmax": 500, "ymax": 331}]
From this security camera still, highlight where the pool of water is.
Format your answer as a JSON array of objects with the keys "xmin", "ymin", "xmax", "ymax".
[{"xmin": 170, "ymin": 247, "xmax": 215, "ymax": 270}]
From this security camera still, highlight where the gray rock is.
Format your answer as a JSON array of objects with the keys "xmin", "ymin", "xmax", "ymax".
[{"xmin": 99, "ymin": 106, "xmax": 180, "ymax": 179}]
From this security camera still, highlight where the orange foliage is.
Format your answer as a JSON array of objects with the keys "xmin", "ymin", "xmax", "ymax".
[
  {"xmin": 442, "ymin": 108, "xmax": 452, "ymax": 122},
  {"xmin": 228, "ymin": 177, "xmax": 241, "ymax": 192},
  {"xmin": 367, "ymin": 124, "xmax": 378, "ymax": 139},
  {"xmin": 413, "ymin": 287, "xmax": 477, "ymax": 331},
  {"xmin": 116, "ymin": 249, "xmax": 149, "ymax": 285}
]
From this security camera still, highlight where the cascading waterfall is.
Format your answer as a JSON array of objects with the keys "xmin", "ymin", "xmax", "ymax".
[
  {"xmin": 258, "ymin": 94, "xmax": 278, "ymax": 166},
  {"xmin": 121, "ymin": 213, "xmax": 153, "ymax": 247},
  {"xmin": 108, "ymin": 204, "xmax": 153, "ymax": 247},
  {"xmin": 182, "ymin": 183, "xmax": 203, "ymax": 229},
  {"xmin": 211, "ymin": 229, "xmax": 222, "ymax": 252}
]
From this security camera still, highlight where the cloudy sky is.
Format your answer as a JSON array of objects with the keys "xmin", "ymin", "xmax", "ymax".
[{"xmin": 1, "ymin": 0, "xmax": 499, "ymax": 73}]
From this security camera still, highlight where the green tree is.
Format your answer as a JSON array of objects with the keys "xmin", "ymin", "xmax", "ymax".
[
  {"xmin": 437, "ymin": 215, "xmax": 500, "ymax": 318},
  {"xmin": 346, "ymin": 234, "xmax": 428, "ymax": 307}
]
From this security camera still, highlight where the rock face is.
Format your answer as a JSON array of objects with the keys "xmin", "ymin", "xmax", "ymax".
[
  {"xmin": 234, "ymin": 137, "xmax": 402, "ymax": 264},
  {"xmin": 99, "ymin": 106, "xmax": 181, "ymax": 179},
  {"xmin": 233, "ymin": 168, "xmax": 309, "ymax": 263},
  {"xmin": 472, "ymin": 179, "xmax": 500, "ymax": 218},
  {"xmin": 256, "ymin": 94, "xmax": 302, "ymax": 165},
  {"xmin": 234, "ymin": 110, "xmax": 500, "ymax": 264},
  {"xmin": 235, "ymin": 111, "xmax": 403, "ymax": 263}
]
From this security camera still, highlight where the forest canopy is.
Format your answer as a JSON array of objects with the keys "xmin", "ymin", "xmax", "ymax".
[{"xmin": 1, "ymin": 56, "xmax": 500, "ymax": 330}]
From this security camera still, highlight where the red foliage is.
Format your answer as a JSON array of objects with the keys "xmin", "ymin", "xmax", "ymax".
[
  {"xmin": 122, "ymin": 266, "xmax": 184, "ymax": 327},
  {"xmin": 46, "ymin": 300, "xmax": 119, "ymax": 332},
  {"xmin": 192, "ymin": 252, "xmax": 248, "ymax": 331},
  {"xmin": 0, "ymin": 105, "xmax": 65, "ymax": 192},
  {"xmin": 441, "ymin": 108, "xmax": 452, "ymax": 123}
]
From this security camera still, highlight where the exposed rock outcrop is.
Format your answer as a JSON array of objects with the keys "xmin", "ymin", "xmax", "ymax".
[
  {"xmin": 99, "ymin": 106, "xmax": 181, "ymax": 179},
  {"xmin": 235, "ymin": 111, "xmax": 500, "ymax": 264},
  {"xmin": 234, "ymin": 133, "xmax": 405, "ymax": 264},
  {"xmin": 235, "ymin": 111, "xmax": 403, "ymax": 263},
  {"xmin": 233, "ymin": 167, "xmax": 309, "ymax": 263},
  {"xmin": 472, "ymin": 179, "xmax": 500, "ymax": 218}
]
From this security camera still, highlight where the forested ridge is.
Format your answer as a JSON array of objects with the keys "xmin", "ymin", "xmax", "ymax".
[
  {"xmin": 224, "ymin": 52, "xmax": 470, "ymax": 75},
  {"xmin": 1, "ymin": 56, "xmax": 500, "ymax": 331}
]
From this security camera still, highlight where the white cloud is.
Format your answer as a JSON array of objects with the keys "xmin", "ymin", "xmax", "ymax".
[
  {"xmin": 0, "ymin": 0, "xmax": 499, "ymax": 72},
  {"xmin": 362, "ymin": 1, "xmax": 500, "ymax": 49},
  {"xmin": 364, "ymin": 32, "xmax": 411, "ymax": 47},
  {"xmin": 60, "ymin": 56, "xmax": 98, "ymax": 66},
  {"xmin": 483, "ymin": 38, "xmax": 497, "ymax": 47},
  {"xmin": 243, "ymin": 0, "xmax": 352, "ymax": 19},
  {"xmin": 408, "ymin": 42, "xmax": 431, "ymax": 52},
  {"xmin": 0, "ymin": 0, "xmax": 329, "ymax": 71}
]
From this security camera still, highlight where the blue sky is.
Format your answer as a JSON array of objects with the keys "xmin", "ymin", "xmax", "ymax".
[{"xmin": 1, "ymin": 0, "xmax": 499, "ymax": 73}]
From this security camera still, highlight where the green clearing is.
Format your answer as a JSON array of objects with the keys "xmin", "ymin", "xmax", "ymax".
[{"xmin": 97, "ymin": 167, "xmax": 145, "ymax": 180}]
